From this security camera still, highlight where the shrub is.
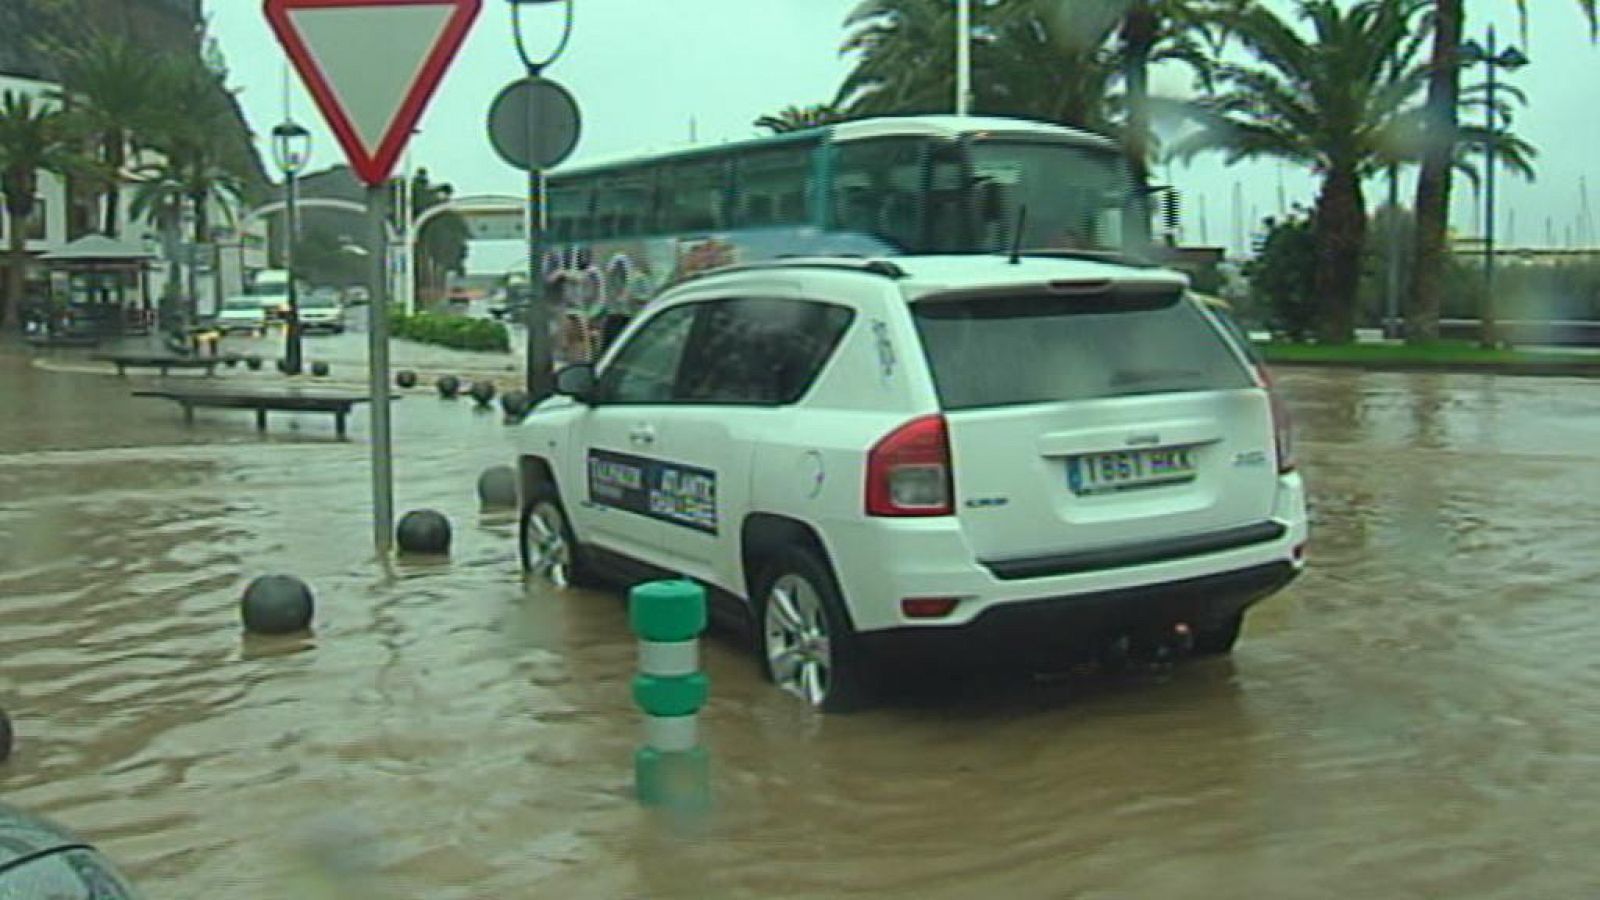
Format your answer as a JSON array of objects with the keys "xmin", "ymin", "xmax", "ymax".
[
  {"xmin": 391, "ymin": 310, "xmax": 511, "ymax": 353},
  {"xmin": 1244, "ymin": 210, "xmax": 1319, "ymax": 342}
]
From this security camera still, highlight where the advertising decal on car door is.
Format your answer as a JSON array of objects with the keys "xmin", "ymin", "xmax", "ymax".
[{"xmin": 588, "ymin": 449, "xmax": 718, "ymax": 534}]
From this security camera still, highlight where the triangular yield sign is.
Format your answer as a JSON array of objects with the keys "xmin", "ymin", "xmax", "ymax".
[{"xmin": 265, "ymin": 0, "xmax": 483, "ymax": 187}]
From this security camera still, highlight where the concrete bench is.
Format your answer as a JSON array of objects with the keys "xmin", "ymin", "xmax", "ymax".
[
  {"xmin": 96, "ymin": 354, "xmax": 219, "ymax": 378},
  {"xmin": 26, "ymin": 333, "xmax": 100, "ymax": 349},
  {"xmin": 133, "ymin": 386, "xmax": 379, "ymax": 438}
]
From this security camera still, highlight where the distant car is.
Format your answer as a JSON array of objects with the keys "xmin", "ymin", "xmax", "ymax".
[
  {"xmin": 0, "ymin": 801, "xmax": 142, "ymax": 897},
  {"xmin": 298, "ymin": 293, "xmax": 345, "ymax": 334},
  {"xmin": 216, "ymin": 295, "xmax": 266, "ymax": 334},
  {"xmin": 343, "ymin": 286, "xmax": 371, "ymax": 306}
]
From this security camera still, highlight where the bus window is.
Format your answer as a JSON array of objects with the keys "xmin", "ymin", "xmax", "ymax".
[
  {"xmin": 596, "ymin": 168, "xmax": 655, "ymax": 238},
  {"xmin": 549, "ymin": 181, "xmax": 594, "ymax": 242},
  {"xmin": 732, "ymin": 146, "xmax": 814, "ymax": 228},
  {"xmin": 663, "ymin": 157, "xmax": 728, "ymax": 233},
  {"xmin": 831, "ymin": 138, "xmax": 923, "ymax": 251},
  {"xmin": 926, "ymin": 141, "xmax": 969, "ymax": 252},
  {"xmin": 968, "ymin": 140, "xmax": 1133, "ymax": 255}
]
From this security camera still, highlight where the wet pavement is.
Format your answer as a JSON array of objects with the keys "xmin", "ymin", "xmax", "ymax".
[{"xmin": 2, "ymin": 338, "xmax": 1599, "ymax": 898}]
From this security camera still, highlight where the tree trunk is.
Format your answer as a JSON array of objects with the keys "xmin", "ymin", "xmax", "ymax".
[
  {"xmin": 103, "ymin": 133, "xmax": 125, "ymax": 237},
  {"xmin": 1314, "ymin": 166, "xmax": 1366, "ymax": 345},
  {"xmin": 1407, "ymin": 0, "xmax": 1463, "ymax": 344},
  {"xmin": 3, "ymin": 177, "xmax": 38, "ymax": 330},
  {"xmin": 189, "ymin": 195, "xmax": 208, "ymax": 328},
  {"xmin": 1120, "ymin": 4, "xmax": 1158, "ymax": 247},
  {"xmin": 3, "ymin": 217, "xmax": 26, "ymax": 330}
]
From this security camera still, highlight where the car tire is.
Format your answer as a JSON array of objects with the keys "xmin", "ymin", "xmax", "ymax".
[
  {"xmin": 1191, "ymin": 614, "xmax": 1243, "ymax": 656},
  {"xmin": 752, "ymin": 546, "xmax": 871, "ymax": 713},
  {"xmin": 519, "ymin": 484, "xmax": 600, "ymax": 589}
]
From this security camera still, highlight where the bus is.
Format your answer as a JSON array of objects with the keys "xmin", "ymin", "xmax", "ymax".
[{"xmin": 541, "ymin": 115, "xmax": 1162, "ymax": 357}]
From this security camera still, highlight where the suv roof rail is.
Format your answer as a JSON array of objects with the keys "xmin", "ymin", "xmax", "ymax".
[{"xmin": 680, "ymin": 256, "xmax": 906, "ymax": 283}]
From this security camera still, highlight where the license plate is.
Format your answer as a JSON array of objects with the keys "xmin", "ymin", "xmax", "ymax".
[{"xmin": 1068, "ymin": 446, "xmax": 1197, "ymax": 495}]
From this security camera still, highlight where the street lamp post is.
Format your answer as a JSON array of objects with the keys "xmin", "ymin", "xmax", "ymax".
[
  {"xmin": 271, "ymin": 121, "xmax": 311, "ymax": 375},
  {"xmin": 956, "ymin": 0, "xmax": 972, "ymax": 116},
  {"xmin": 1460, "ymin": 26, "xmax": 1528, "ymax": 350}
]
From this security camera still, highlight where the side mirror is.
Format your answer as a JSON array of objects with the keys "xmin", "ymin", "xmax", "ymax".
[{"xmin": 554, "ymin": 364, "xmax": 597, "ymax": 404}]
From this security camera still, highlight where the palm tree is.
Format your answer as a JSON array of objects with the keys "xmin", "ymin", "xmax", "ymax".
[
  {"xmin": 1109, "ymin": 0, "xmax": 1242, "ymax": 198},
  {"xmin": 1409, "ymin": 0, "xmax": 1596, "ymax": 342},
  {"xmin": 986, "ymin": 1, "xmax": 1124, "ymax": 133},
  {"xmin": 835, "ymin": 0, "xmax": 1227, "ymax": 247},
  {"xmin": 0, "ymin": 91, "xmax": 83, "ymax": 329},
  {"xmin": 132, "ymin": 58, "xmax": 251, "ymax": 330},
  {"xmin": 754, "ymin": 104, "xmax": 848, "ymax": 134},
  {"xmin": 407, "ymin": 168, "xmax": 470, "ymax": 302},
  {"xmin": 48, "ymin": 32, "xmax": 165, "ymax": 238},
  {"xmin": 1171, "ymin": 0, "xmax": 1434, "ymax": 344},
  {"xmin": 837, "ymin": 0, "xmax": 962, "ymax": 116}
]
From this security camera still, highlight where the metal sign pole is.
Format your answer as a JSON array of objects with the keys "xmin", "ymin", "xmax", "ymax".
[
  {"xmin": 527, "ymin": 163, "xmax": 552, "ymax": 399},
  {"xmin": 506, "ymin": 0, "xmax": 576, "ymax": 401},
  {"xmin": 368, "ymin": 185, "xmax": 395, "ymax": 553}
]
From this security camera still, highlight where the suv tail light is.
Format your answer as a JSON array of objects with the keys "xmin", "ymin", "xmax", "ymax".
[
  {"xmin": 866, "ymin": 415, "xmax": 954, "ymax": 517},
  {"xmin": 1254, "ymin": 364, "xmax": 1295, "ymax": 474}
]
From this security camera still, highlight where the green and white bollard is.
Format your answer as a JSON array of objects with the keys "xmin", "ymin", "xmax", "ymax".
[{"xmin": 630, "ymin": 580, "xmax": 711, "ymax": 810}]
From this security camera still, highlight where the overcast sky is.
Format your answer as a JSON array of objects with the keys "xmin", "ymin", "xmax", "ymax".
[{"xmin": 208, "ymin": 1, "xmax": 1600, "ymax": 272}]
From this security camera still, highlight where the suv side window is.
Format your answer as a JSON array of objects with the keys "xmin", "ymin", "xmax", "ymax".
[
  {"xmin": 595, "ymin": 304, "xmax": 698, "ymax": 404},
  {"xmin": 678, "ymin": 298, "xmax": 855, "ymax": 405}
]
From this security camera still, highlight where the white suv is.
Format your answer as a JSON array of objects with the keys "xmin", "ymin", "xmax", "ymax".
[{"xmin": 515, "ymin": 256, "xmax": 1308, "ymax": 711}]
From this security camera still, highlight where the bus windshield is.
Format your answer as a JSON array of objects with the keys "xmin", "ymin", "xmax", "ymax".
[{"xmin": 969, "ymin": 140, "xmax": 1136, "ymax": 257}]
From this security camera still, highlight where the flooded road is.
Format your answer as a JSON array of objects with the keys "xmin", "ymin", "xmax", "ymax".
[{"xmin": 3, "ymin": 341, "xmax": 1599, "ymax": 898}]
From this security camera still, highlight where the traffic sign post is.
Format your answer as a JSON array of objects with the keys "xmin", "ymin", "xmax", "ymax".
[
  {"xmin": 487, "ymin": 75, "xmax": 582, "ymax": 402},
  {"xmin": 504, "ymin": 0, "xmax": 580, "ymax": 403},
  {"xmin": 265, "ymin": 0, "xmax": 483, "ymax": 554}
]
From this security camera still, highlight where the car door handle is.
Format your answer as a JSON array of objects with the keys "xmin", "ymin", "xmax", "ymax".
[{"xmin": 629, "ymin": 424, "xmax": 656, "ymax": 445}]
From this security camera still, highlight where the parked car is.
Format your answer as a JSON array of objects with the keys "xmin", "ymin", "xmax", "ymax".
[
  {"xmin": 298, "ymin": 292, "xmax": 345, "ymax": 334},
  {"xmin": 513, "ymin": 256, "xmax": 1309, "ymax": 711},
  {"xmin": 0, "ymin": 801, "xmax": 142, "ymax": 897},
  {"xmin": 216, "ymin": 295, "xmax": 266, "ymax": 334}
]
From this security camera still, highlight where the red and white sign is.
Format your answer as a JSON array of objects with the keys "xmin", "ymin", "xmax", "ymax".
[{"xmin": 264, "ymin": 0, "xmax": 483, "ymax": 186}]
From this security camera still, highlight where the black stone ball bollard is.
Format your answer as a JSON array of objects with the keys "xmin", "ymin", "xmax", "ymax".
[
  {"xmin": 436, "ymin": 375, "xmax": 461, "ymax": 398},
  {"xmin": 224, "ymin": 357, "xmax": 240, "ymax": 369},
  {"xmin": 277, "ymin": 358, "xmax": 291, "ymax": 375},
  {"xmin": 469, "ymin": 380, "xmax": 497, "ymax": 407},
  {"xmin": 477, "ymin": 466, "xmax": 519, "ymax": 510},
  {"xmin": 500, "ymin": 390, "xmax": 532, "ymax": 420},
  {"xmin": 245, "ymin": 355, "xmax": 263, "ymax": 371},
  {"xmin": 396, "ymin": 509, "xmax": 452, "ymax": 556},
  {"xmin": 0, "ymin": 707, "xmax": 12, "ymax": 763},
  {"xmin": 241, "ymin": 575, "xmax": 315, "ymax": 635},
  {"xmin": 310, "ymin": 361, "xmax": 330, "ymax": 377},
  {"xmin": 396, "ymin": 370, "xmax": 418, "ymax": 389}
]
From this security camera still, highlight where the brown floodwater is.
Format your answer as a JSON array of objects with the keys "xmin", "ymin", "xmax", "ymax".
[{"xmin": 2, "ymin": 338, "xmax": 1599, "ymax": 898}]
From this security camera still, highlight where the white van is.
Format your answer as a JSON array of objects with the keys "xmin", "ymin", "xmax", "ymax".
[{"xmin": 250, "ymin": 270, "xmax": 294, "ymax": 319}]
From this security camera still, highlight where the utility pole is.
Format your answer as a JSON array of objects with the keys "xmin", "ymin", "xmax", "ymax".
[
  {"xmin": 1461, "ymin": 26, "xmax": 1528, "ymax": 349},
  {"xmin": 956, "ymin": 0, "xmax": 972, "ymax": 115}
]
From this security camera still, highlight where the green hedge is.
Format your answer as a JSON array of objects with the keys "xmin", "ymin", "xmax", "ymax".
[{"xmin": 390, "ymin": 308, "xmax": 510, "ymax": 353}]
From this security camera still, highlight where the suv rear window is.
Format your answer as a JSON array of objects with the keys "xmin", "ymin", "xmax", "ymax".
[{"xmin": 912, "ymin": 291, "xmax": 1254, "ymax": 411}]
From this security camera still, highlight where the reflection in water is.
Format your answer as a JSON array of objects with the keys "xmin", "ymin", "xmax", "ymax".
[{"xmin": 4, "ymin": 343, "xmax": 1600, "ymax": 897}]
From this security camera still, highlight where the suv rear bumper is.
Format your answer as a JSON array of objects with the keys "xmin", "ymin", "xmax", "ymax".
[{"xmin": 857, "ymin": 561, "xmax": 1296, "ymax": 668}]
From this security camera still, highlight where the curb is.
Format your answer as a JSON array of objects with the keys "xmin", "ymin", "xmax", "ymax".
[{"xmin": 1268, "ymin": 359, "xmax": 1600, "ymax": 378}]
